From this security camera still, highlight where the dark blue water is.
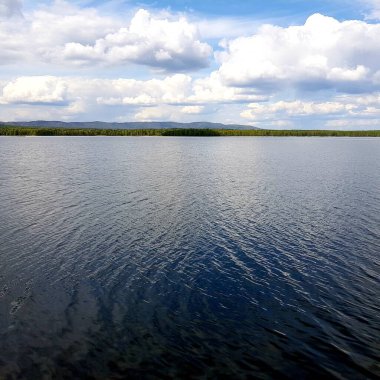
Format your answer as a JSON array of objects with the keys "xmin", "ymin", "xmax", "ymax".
[{"xmin": 0, "ymin": 136, "xmax": 379, "ymax": 379}]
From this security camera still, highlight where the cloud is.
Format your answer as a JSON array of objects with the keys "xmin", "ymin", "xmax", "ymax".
[
  {"xmin": 0, "ymin": 73, "xmax": 266, "ymax": 124},
  {"xmin": 181, "ymin": 105, "xmax": 204, "ymax": 114},
  {"xmin": 134, "ymin": 106, "xmax": 176, "ymax": 121},
  {"xmin": 58, "ymin": 9, "xmax": 212, "ymax": 71},
  {"xmin": 189, "ymin": 72, "xmax": 267, "ymax": 104},
  {"xmin": 134, "ymin": 105, "xmax": 207, "ymax": 121},
  {"xmin": 217, "ymin": 13, "xmax": 380, "ymax": 93},
  {"xmin": 325, "ymin": 119, "xmax": 380, "ymax": 129},
  {"xmin": 0, "ymin": 1, "xmax": 119, "ymax": 65},
  {"xmin": 95, "ymin": 74, "xmax": 193, "ymax": 106},
  {"xmin": 0, "ymin": 76, "xmax": 68, "ymax": 104},
  {"xmin": 271, "ymin": 120, "xmax": 295, "ymax": 128},
  {"xmin": 31, "ymin": 1, "xmax": 118, "ymax": 47},
  {"xmin": 1, "ymin": 3, "xmax": 380, "ymax": 129},
  {"xmin": 0, "ymin": 0, "xmax": 22, "ymax": 18},
  {"xmin": 240, "ymin": 95, "xmax": 380, "ymax": 129},
  {"xmin": 241, "ymin": 100, "xmax": 355, "ymax": 120},
  {"xmin": 96, "ymin": 73, "xmax": 266, "ymax": 106},
  {"xmin": 0, "ymin": 3, "xmax": 212, "ymax": 72},
  {"xmin": 2, "ymin": 74, "xmax": 378, "ymax": 128},
  {"xmin": 196, "ymin": 17, "xmax": 261, "ymax": 39},
  {"xmin": 362, "ymin": 0, "xmax": 380, "ymax": 20},
  {"xmin": 0, "ymin": 73, "xmax": 265, "ymax": 108}
]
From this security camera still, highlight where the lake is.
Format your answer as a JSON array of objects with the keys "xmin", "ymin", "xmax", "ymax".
[{"xmin": 0, "ymin": 136, "xmax": 379, "ymax": 379}]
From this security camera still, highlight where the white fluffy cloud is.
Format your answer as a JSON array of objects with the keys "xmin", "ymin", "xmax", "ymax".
[
  {"xmin": 240, "ymin": 95, "xmax": 380, "ymax": 129},
  {"xmin": 0, "ymin": 74, "xmax": 265, "ymax": 108},
  {"xmin": 217, "ymin": 13, "xmax": 380, "ymax": 92},
  {"xmin": 31, "ymin": 1, "xmax": 118, "ymax": 47},
  {"xmin": 0, "ymin": 76, "xmax": 68, "ymax": 104},
  {"xmin": 241, "ymin": 101, "xmax": 355, "ymax": 119},
  {"xmin": 1, "ymin": 74, "xmax": 380, "ymax": 128},
  {"xmin": 95, "ymin": 75, "xmax": 193, "ymax": 106},
  {"xmin": 181, "ymin": 106, "xmax": 204, "ymax": 114},
  {"xmin": 58, "ymin": 9, "xmax": 212, "ymax": 71},
  {"xmin": 0, "ymin": 3, "xmax": 212, "ymax": 71},
  {"xmin": 134, "ymin": 106, "xmax": 177, "ymax": 121},
  {"xmin": 1, "ymin": 2, "xmax": 380, "ymax": 129}
]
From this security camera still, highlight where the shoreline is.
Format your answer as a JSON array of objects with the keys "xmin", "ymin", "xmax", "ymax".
[{"xmin": 0, "ymin": 126, "xmax": 379, "ymax": 137}]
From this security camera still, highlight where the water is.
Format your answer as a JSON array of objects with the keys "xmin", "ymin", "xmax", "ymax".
[{"xmin": 0, "ymin": 136, "xmax": 379, "ymax": 379}]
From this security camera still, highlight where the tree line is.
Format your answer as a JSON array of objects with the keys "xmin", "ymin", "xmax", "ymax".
[{"xmin": 0, "ymin": 126, "xmax": 379, "ymax": 137}]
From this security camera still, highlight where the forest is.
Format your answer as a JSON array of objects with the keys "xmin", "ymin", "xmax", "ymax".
[{"xmin": 1, "ymin": 126, "xmax": 379, "ymax": 137}]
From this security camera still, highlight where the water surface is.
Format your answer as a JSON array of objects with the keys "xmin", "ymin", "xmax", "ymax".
[{"xmin": 0, "ymin": 137, "xmax": 379, "ymax": 379}]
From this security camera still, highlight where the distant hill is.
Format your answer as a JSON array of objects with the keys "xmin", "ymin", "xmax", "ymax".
[{"xmin": 0, "ymin": 121, "xmax": 259, "ymax": 130}]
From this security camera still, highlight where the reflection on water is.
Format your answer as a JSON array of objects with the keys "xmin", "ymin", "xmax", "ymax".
[{"xmin": 0, "ymin": 136, "xmax": 379, "ymax": 379}]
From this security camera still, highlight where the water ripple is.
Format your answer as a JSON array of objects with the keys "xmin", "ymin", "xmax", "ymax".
[{"xmin": 0, "ymin": 136, "xmax": 379, "ymax": 379}]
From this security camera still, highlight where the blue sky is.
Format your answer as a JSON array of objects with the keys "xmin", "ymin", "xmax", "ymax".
[
  {"xmin": 0, "ymin": 0, "xmax": 380, "ymax": 129},
  {"xmin": 90, "ymin": 0, "xmax": 362, "ymax": 20},
  {"xmin": 180, "ymin": 0, "xmax": 360, "ymax": 21}
]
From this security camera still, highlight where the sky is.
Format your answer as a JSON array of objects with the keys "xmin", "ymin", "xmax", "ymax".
[{"xmin": 1, "ymin": 0, "xmax": 380, "ymax": 129}]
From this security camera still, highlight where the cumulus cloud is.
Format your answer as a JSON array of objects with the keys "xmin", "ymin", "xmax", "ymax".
[
  {"xmin": 57, "ymin": 9, "xmax": 212, "ymax": 71},
  {"xmin": 217, "ymin": 13, "xmax": 380, "ymax": 93},
  {"xmin": 241, "ymin": 100, "xmax": 355, "ymax": 120},
  {"xmin": 134, "ymin": 106, "xmax": 177, "ymax": 121},
  {"xmin": 1, "ymin": 3, "xmax": 380, "ymax": 128},
  {"xmin": 95, "ymin": 73, "xmax": 266, "ymax": 107},
  {"xmin": 2, "ymin": 74, "xmax": 379, "ymax": 128},
  {"xmin": 0, "ymin": 73, "xmax": 267, "ymax": 124},
  {"xmin": 181, "ymin": 106, "xmax": 204, "ymax": 114},
  {"xmin": 0, "ymin": 1, "xmax": 118, "ymax": 65},
  {"xmin": 96, "ymin": 75, "xmax": 193, "ymax": 106},
  {"xmin": 0, "ymin": 76, "xmax": 68, "ymax": 104},
  {"xmin": 31, "ymin": 1, "xmax": 118, "ymax": 47},
  {"xmin": 0, "ymin": 3, "xmax": 212, "ymax": 72},
  {"xmin": 134, "ymin": 105, "xmax": 207, "ymax": 121},
  {"xmin": 240, "ymin": 95, "xmax": 380, "ymax": 129},
  {"xmin": 0, "ymin": 73, "xmax": 265, "ymax": 108},
  {"xmin": 189, "ymin": 72, "xmax": 267, "ymax": 104}
]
